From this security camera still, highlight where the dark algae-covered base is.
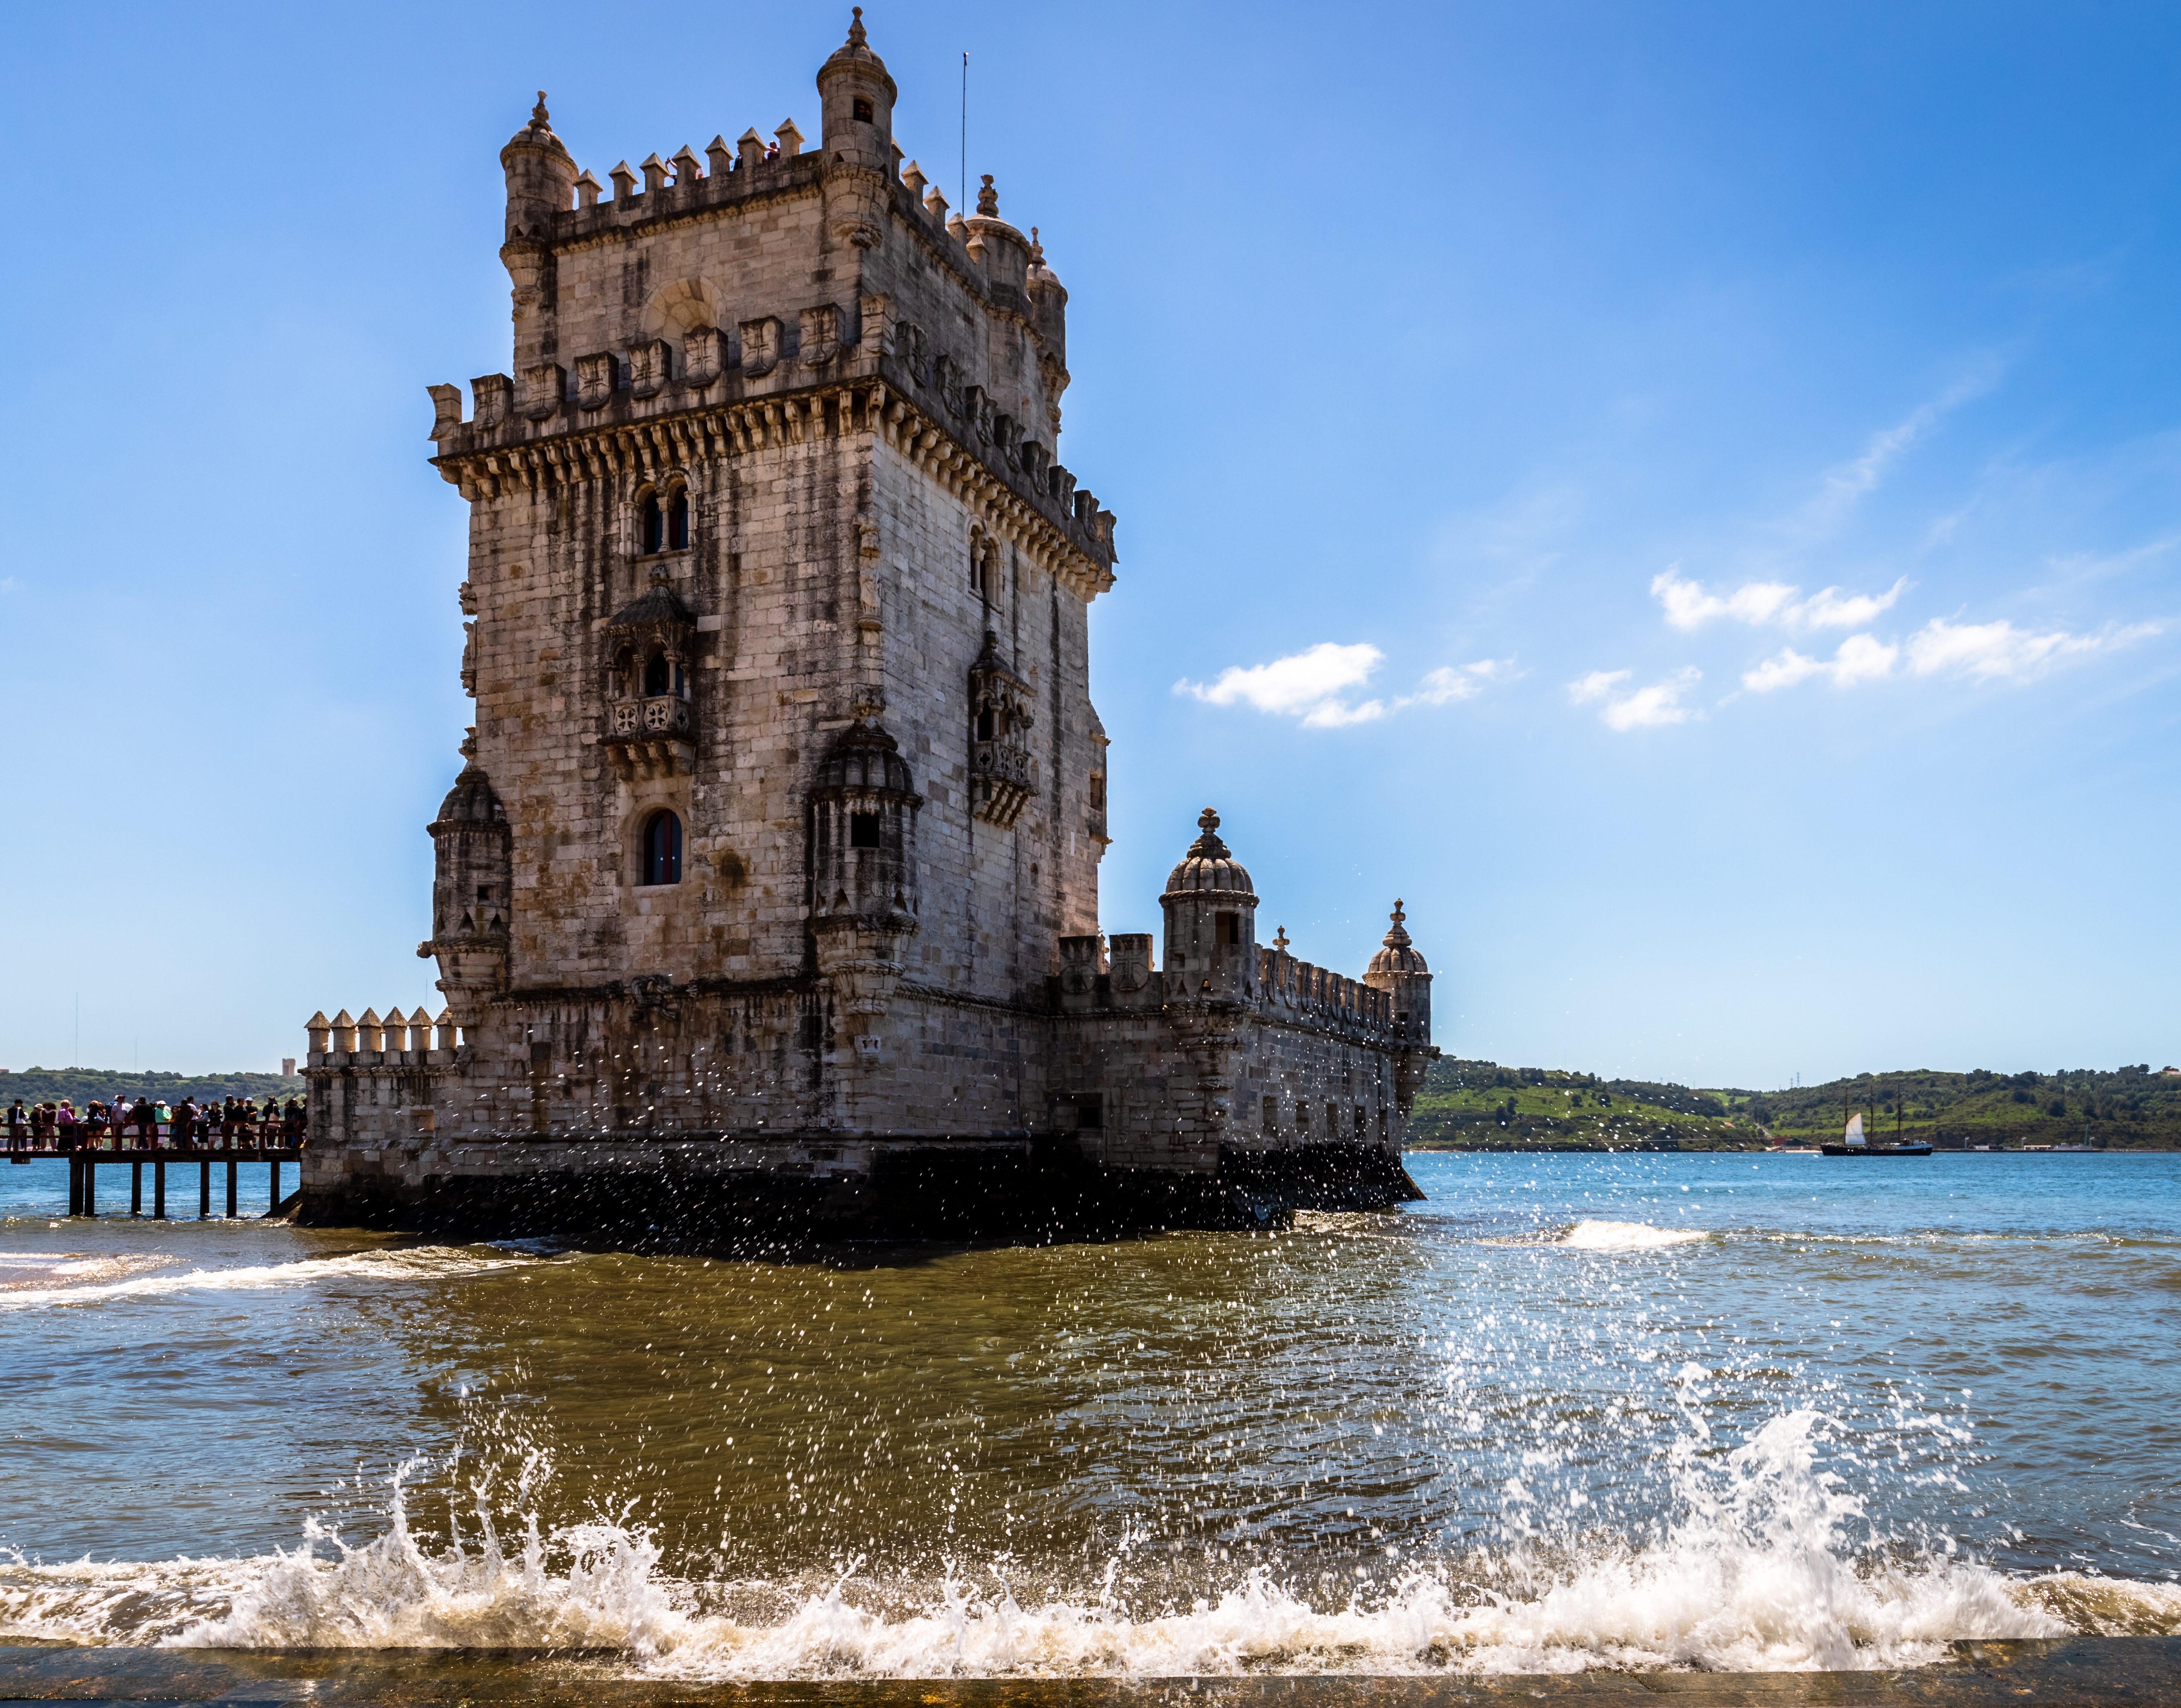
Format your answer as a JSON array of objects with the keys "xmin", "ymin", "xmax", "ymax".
[
  {"xmin": 3, "ymin": 1639, "xmax": 2179, "ymax": 1704},
  {"xmin": 296, "ymin": 1141, "xmax": 1427, "ymax": 1244}
]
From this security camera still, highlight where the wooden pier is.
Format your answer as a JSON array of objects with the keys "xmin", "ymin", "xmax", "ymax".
[{"xmin": 7, "ymin": 1148, "xmax": 300, "ymax": 1219}]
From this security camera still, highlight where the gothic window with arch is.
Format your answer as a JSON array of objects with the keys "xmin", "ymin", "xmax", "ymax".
[
  {"xmin": 667, "ymin": 490, "xmax": 690, "ymax": 551},
  {"xmin": 640, "ymin": 492, "xmax": 664, "ymax": 555},
  {"xmin": 642, "ymin": 809, "xmax": 682, "ymax": 886}
]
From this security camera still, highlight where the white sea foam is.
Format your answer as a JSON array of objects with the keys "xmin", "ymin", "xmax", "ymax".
[
  {"xmin": 2, "ymin": 1410, "xmax": 2149, "ymax": 1675},
  {"xmin": 1558, "ymin": 1220, "xmax": 1706, "ymax": 1251},
  {"xmin": 0, "ymin": 1246, "xmax": 526, "ymax": 1310}
]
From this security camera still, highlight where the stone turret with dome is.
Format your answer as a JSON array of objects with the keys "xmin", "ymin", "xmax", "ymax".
[
  {"xmin": 1160, "ymin": 808, "xmax": 1259, "ymax": 1002},
  {"xmin": 1364, "ymin": 899, "xmax": 1433, "ymax": 1048}
]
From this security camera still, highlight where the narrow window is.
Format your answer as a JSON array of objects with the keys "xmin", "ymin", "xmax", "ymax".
[
  {"xmin": 976, "ymin": 705, "xmax": 995, "ymax": 741},
  {"xmin": 1262, "ymin": 1095, "xmax": 1277, "ymax": 1133},
  {"xmin": 644, "ymin": 652, "xmax": 670, "ymax": 696},
  {"xmin": 642, "ymin": 810, "xmax": 682, "ymax": 885},
  {"xmin": 1324, "ymin": 1101, "xmax": 1337, "ymax": 1138},
  {"xmin": 1297, "ymin": 1102, "xmax": 1310, "ymax": 1136},
  {"xmin": 848, "ymin": 811, "xmax": 881, "ymax": 849},
  {"xmin": 1089, "ymin": 772, "xmax": 1106, "ymax": 811},
  {"xmin": 852, "ymin": 96, "xmax": 874, "ymax": 123},
  {"xmin": 476, "ymin": 885, "xmax": 493, "ymax": 902},
  {"xmin": 667, "ymin": 491, "xmax": 690, "ymax": 551},
  {"xmin": 968, "ymin": 543, "xmax": 984, "ymax": 595},
  {"xmin": 640, "ymin": 494, "xmax": 664, "ymax": 555},
  {"xmin": 1216, "ymin": 911, "xmax": 1240, "ymax": 946}
]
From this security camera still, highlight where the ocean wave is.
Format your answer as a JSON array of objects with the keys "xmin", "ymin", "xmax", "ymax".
[
  {"xmin": 2, "ymin": 1412, "xmax": 2149, "ymax": 1675},
  {"xmin": 0, "ymin": 1246, "xmax": 528, "ymax": 1311},
  {"xmin": 1557, "ymin": 1220, "xmax": 1707, "ymax": 1251}
]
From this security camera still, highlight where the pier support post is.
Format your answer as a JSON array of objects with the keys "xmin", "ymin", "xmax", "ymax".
[
  {"xmin": 226, "ymin": 1159, "xmax": 237, "ymax": 1219},
  {"xmin": 83, "ymin": 1159, "xmax": 95, "ymax": 1217},
  {"xmin": 199, "ymin": 1160, "xmax": 211, "ymax": 1219},
  {"xmin": 269, "ymin": 1158, "xmax": 281, "ymax": 1216},
  {"xmin": 67, "ymin": 1157, "xmax": 81, "ymax": 1216},
  {"xmin": 131, "ymin": 1162, "xmax": 143, "ymax": 1217},
  {"xmin": 154, "ymin": 1159, "xmax": 166, "ymax": 1220}
]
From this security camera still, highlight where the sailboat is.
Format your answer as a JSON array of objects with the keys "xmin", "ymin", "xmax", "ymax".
[{"xmin": 1822, "ymin": 1106, "xmax": 1932, "ymax": 1158}]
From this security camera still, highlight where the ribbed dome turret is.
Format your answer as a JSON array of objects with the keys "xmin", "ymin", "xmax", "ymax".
[
  {"xmin": 505, "ymin": 91, "xmax": 572, "ymax": 159},
  {"xmin": 818, "ymin": 7, "xmax": 898, "ymax": 99},
  {"xmin": 1162, "ymin": 808, "xmax": 1255, "ymax": 898},
  {"xmin": 815, "ymin": 714, "xmax": 917, "ymax": 796},
  {"xmin": 433, "ymin": 761, "xmax": 506, "ymax": 828},
  {"xmin": 1366, "ymin": 900, "xmax": 1427, "ymax": 976}
]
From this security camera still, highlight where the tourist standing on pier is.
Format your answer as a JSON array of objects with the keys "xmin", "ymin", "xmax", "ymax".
[{"xmin": 5, "ymin": 1099, "xmax": 23, "ymax": 1153}]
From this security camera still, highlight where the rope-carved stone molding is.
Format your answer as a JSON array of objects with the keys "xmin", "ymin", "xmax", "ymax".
[{"xmin": 431, "ymin": 381, "xmax": 1116, "ymax": 604}]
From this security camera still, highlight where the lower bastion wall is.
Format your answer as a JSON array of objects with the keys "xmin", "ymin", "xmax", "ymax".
[{"xmin": 300, "ymin": 917, "xmax": 1432, "ymax": 1240}]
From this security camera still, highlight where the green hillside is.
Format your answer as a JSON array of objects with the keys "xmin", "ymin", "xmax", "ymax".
[
  {"xmin": 1732, "ymin": 1064, "xmax": 2181, "ymax": 1149},
  {"xmin": 1406, "ymin": 1060, "xmax": 1760, "ymax": 1150},
  {"xmin": 1408, "ymin": 1059, "xmax": 2181, "ymax": 1151}
]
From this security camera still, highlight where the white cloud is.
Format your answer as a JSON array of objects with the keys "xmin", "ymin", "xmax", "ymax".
[
  {"xmin": 1568, "ymin": 669, "xmax": 1629, "ymax": 705},
  {"xmin": 1794, "ymin": 581, "xmax": 1908, "ymax": 629},
  {"xmin": 1742, "ymin": 632, "xmax": 1901, "ymax": 693},
  {"xmin": 1905, "ymin": 616, "xmax": 2160, "ymax": 682},
  {"xmin": 1652, "ymin": 569, "xmax": 1799, "ymax": 631},
  {"xmin": 1569, "ymin": 667, "xmax": 1701, "ymax": 731},
  {"xmin": 1796, "ymin": 364, "xmax": 2001, "ymax": 536},
  {"xmin": 1401, "ymin": 659, "xmax": 1516, "ymax": 707},
  {"xmin": 1176, "ymin": 642, "xmax": 1384, "ymax": 725},
  {"xmin": 1177, "ymin": 644, "xmax": 1511, "ymax": 728},
  {"xmin": 1741, "ymin": 618, "xmax": 2160, "ymax": 693},
  {"xmin": 1652, "ymin": 567, "xmax": 1905, "ymax": 633}
]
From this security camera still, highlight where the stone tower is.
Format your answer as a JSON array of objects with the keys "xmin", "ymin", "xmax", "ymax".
[{"xmin": 300, "ymin": 18, "xmax": 1433, "ymax": 1240}]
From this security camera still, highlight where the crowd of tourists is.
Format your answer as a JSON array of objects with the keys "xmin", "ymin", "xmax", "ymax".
[{"xmin": 3, "ymin": 1095, "xmax": 306, "ymax": 1153}]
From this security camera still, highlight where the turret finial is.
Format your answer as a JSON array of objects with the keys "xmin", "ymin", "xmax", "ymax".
[
  {"xmin": 977, "ymin": 173, "xmax": 998, "ymax": 217},
  {"xmin": 847, "ymin": 5, "xmax": 867, "ymax": 46},
  {"xmin": 1028, "ymin": 226, "xmax": 1045, "ymax": 265},
  {"xmin": 532, "ymin": 91, "xmax": 550, "ymax": 128},
  {"xmin": 1186, "ymin": 806, "xmax": 1231, "ymax": 860},
  {"xmin": 1382, "ymin": 900, "xmax": 1412, "ymax": 948},
  {"xmin": 459, "ymin": 725, "xmax": 479, "ymax": 762}
]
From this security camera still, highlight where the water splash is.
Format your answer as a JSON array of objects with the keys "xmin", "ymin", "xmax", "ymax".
[
  {"xmin": 0, "ymin": 1413, "xmax": 2135, "ymax": 1675},
  {"xmin": 1558, "ymin": 1220, "xmax": 1706, "ymax": 1251}
]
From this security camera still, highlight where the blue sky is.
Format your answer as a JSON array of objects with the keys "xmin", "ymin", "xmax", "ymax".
[{"xmin": 2, "ymin": 1, "xmax": 2176, "ymax": 1087}]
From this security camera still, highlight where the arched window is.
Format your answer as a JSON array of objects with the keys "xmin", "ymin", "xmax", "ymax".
[
  {"xmin": 642, "ymin": 810, "xmax": 682, "ymax": 885},
  {"xmin": 639, "ymin": 493, "xmax": 664, "ymax": 555},
  {"xmin": 667, "ymin": 491, "xmax": 690, "ymax": 551},
  {"xmin": 644, "ymin": 652, "xmax": 670, "ymax": 696}
]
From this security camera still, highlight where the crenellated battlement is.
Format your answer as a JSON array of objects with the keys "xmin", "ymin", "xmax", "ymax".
[
  {"xmin": 303, "ymin": 1006, "xmax": 465, "ymax": 1068},
  {"xmin": 1051, "ymin": 932, "xmax": 1423, "ymax": 1047}
]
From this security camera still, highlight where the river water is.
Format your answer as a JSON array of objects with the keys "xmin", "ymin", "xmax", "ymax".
[{"xmin": 0, "ymin": 1150, "xmax": 2175, "ymax": 1676}]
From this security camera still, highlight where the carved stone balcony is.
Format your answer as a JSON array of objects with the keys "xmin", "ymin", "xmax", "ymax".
[
  {"xmin": 606, "ymin": 694, "xmax": 695, "ymax": 780},
  {"xmin": 971, "ymin": 739, "xmax": 1036, "ymax": 827}
]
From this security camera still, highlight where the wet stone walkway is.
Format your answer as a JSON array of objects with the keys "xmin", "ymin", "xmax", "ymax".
[{"xmin": 1, "ymin": 1639, "xmax": 2178, "ymax": 1707}]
